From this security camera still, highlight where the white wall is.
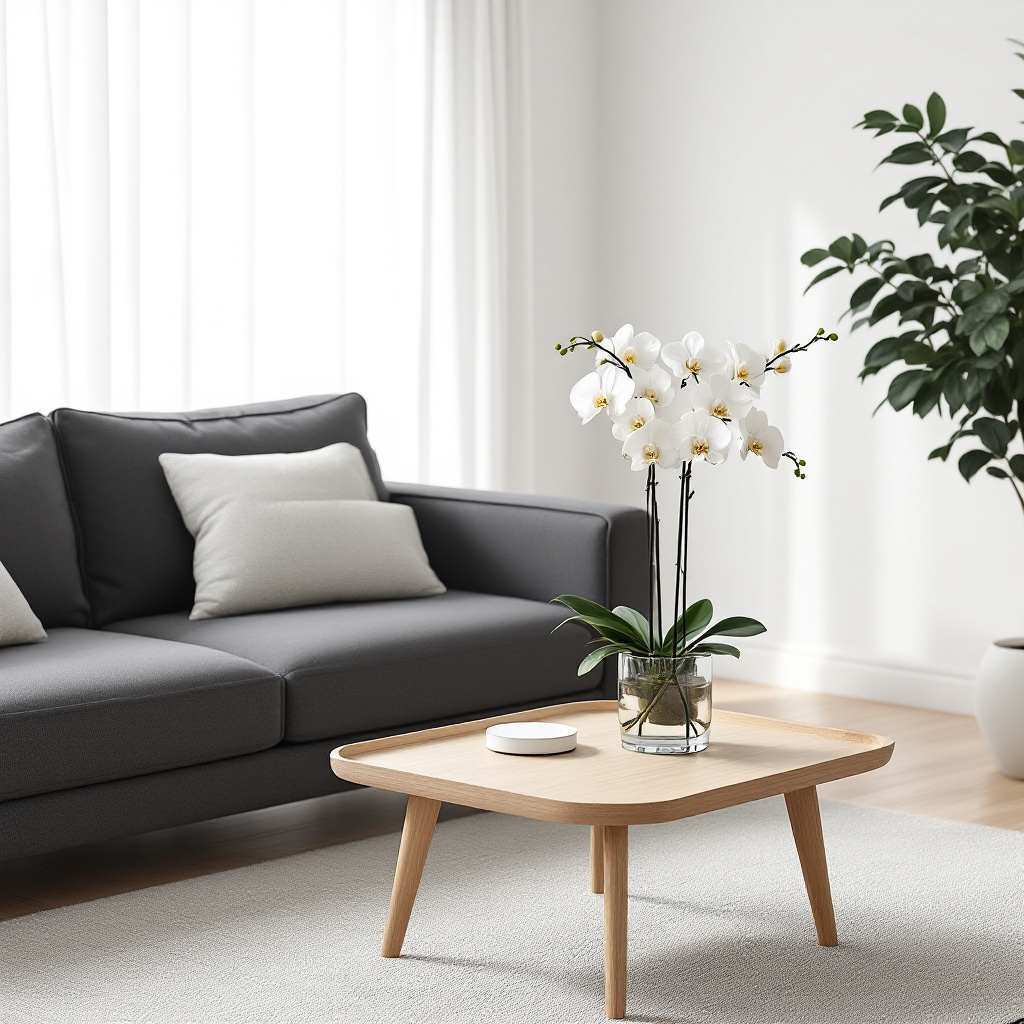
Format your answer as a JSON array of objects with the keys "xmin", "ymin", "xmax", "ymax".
[
  {"xmin": 526, "ymin": 0, "xmax": 1024, "ymax": 712},
  {"xmin": 518, "ymin": 0, "xmax": 605, "ymax": 498}
]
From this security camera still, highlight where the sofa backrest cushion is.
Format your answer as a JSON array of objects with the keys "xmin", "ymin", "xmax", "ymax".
[
  {"xmin": 0, "ymin": 414, "xmax": 90, "ymax": 627},
  {"xmin": 52, "ymin": 394, "xmax": 387, "ymax": 626}
]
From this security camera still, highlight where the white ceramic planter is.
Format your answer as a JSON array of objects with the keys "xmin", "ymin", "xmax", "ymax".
[{"xmin": 975, "ymin": 639, "xmax": 1024, "ymax": 780}]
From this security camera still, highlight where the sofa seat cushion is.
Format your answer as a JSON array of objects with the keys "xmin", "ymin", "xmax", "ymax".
[
  {"xmin": 107, "ymin": 591, "xmax": 593, "ymax": 742},
  {"xmin": 0, "ymin": 629, "xmax": 284, "ymax": 801}
]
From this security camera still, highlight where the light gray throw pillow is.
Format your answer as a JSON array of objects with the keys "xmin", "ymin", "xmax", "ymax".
[
  {"xmin": 159, "ymin": 444, "xmax": 445, "ymax": 620},
  {"xmin": 0, "ymin": 559, "xmax": 47, "ymax": 647}
]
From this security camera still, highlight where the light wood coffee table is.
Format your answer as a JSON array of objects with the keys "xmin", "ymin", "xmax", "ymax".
[{"xmin": 330, "ymin": 700, "xmax": 894, "ymax": 1019}]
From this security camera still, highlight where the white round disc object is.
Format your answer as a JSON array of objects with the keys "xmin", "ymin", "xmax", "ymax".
[{"xmin": 485, "ymin": 722, "xmax": 578, "ymax": 756}]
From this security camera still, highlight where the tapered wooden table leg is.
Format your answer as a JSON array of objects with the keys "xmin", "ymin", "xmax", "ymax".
[
  {"xmin": 603, "ymin": 824, "xmax": 628, "ymax": 1019},
  {"xmin": 590, "ymin": 825, "xmax": 605, "ymax": 894},
  {"xmin": 381, "ymin": 795, "xmax": 441, "ymax": 957},
  {"xmin": 784, "ymin": 786, "xmax": 838, "ymax": 947}
]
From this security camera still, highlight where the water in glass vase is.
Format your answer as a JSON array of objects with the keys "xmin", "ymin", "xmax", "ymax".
[{"xmin": 617, "ymin": 653, "xmax": 712, "ymax": 754}]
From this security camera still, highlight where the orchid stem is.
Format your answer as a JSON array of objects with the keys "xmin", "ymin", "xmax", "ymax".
[
  {"xmin": 652, "ymin": 473, "xmax": 663, "ymax": 643},
  {"xmin": 645, "ymin": 467, "xmax": 655, "ymax": 651},
  {"xmin": 680, "ymin": 465, "xmax": 691, "ymax": 656}
]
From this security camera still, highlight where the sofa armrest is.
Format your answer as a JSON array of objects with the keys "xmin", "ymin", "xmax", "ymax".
[{"xmin": 388, "ymin": 482, "xmax": 648, "ymax": 612}]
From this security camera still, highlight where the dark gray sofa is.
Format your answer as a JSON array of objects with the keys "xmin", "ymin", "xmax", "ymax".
[{"xmin": 0, "ymin": 395, "xmax": 646, "ymax": 860}]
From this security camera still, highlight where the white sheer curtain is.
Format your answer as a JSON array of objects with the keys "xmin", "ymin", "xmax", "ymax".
[{"xmin": 0, "ymin": 0, "xmax": 530, "ymax": 487}]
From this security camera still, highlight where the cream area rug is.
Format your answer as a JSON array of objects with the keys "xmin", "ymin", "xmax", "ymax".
[{"xmin": 1, "ymin": 798, "xmax": 1022, "ymax": 1024}]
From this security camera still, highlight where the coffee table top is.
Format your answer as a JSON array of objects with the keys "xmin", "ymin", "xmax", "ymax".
[{"xmin": 330, "ymin": 700, "xmax": 894, "ymax": 825}]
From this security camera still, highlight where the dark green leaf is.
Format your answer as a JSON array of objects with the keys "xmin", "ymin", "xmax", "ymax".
[
  {"xmin": 883, "ymin": 147, "xmax": 933, "ymax": 166},
  {"xmin": 941, "ymin": 371, "xmax": 966, "ymax": 414},
  {"xmin": 935, "ymin": 128, "xmax": 969, "ymax": 153},
  {"xmin": 662, "ymin": 599, "xmax": 715, "ymax": 653},
  {"xmin": 970, "ymin": 315, "xmax": 1010, "ymax": 353},
  {"xmin": 917, "ymin": 195, "xmax": 938, "ymax": 225},
  {"xmin": 984, "ymin": 377, "xmax": 1014, "ymax": 417},
  {"xmin": 973, "ymin": 131, "xmax": 1006, "ymax": 146},
  {"xmin": 952, "ymin": 150, "xmax": 986, "ymax": 173},
  {"xmin": 958, "ymin": 449, "xmax": 993, "ymax": 480},
  {"xmin": 577, "ymin": 644, "xmax": 631, "ymax": 676},
  {"xmin": 555, "ymin": 614, "xmax": 643, "ymax": 648},
  {"xmin": 1009, "ymin": 454, "xmax": 1024, "ymax": 480},
  {"xmin": 696, "ymin": 616, "xmax": 767, "ymax": 641},
  {"xmin": 850, "ymin": 234, "xmax": 868, "ymax": 260},
  {"xmin": 861, "ymin": 109, "xmax": 898, "ymax": 125},
  {"xmin": 926, "ymin": 92, "xmax": 946, "ymax": 137},
  {"xmin": 952, "ymin": 280, "xmax": 983, "ymax": 305},
  {"xmin": 803, "ymin": 265, "xmax": 844, "ymax": 293},
  {"xmin": 828, "ymin": 237, "xmax": 854, "ymax": 261},
  {"xmin": 612, "ymin": 606, "xmax": 650, "ymax": 642},
  {"xmin": 979, "ymin": 162, "xmax": 1015, "ymax": 187},
  {"xmin": 849, "ymin": 277, "xmax": 884, "ymax": 311},
  {"xmin": 687, "ymin": 643, "xmax": 741, "ymax": 659},
  {"xmin": 684, "ymin": 599, "xmax": 714, "ymax": 636},
  {"xmin": 863, "ymin": 336, "xmax": 903, "ymax": 371},
  {"xmin": 800, "ymin": 248, "xmax": 831, "ymax": 267},
  {"xmin": 945, "ymin": 205, "xmax": 974, "ymax": 235},
  {"xmin": 986, "ymin": 466, "xmax": 1010, "ymax": 479},
  {"xmin": 973, "ymin": 417, "xmax": 1013, "ymax": 456},
  {"xmin": 869, "ymin": 291, "xmax": 906, "ymax": 325},
  {"xmin": 902, "ymin": 104, "xmax": 924, "ymax": 130},
  {"xmin": 912, "ymin": 380, "xmax": 942, "ymax": 418},
  {"xmin": 552, "ymin": 594, "xmax": 616, "ymax": 620},
  {"xmin": 899, "ymin": 340, "xmax": 936, "ymax": 364},
  {"xmin": 887, "ymin": 370, "xmax": 928, "ymax": 410},
  {"xmin": 958, "ymin": 291, "xmax": 1010, "ymax": 335}
]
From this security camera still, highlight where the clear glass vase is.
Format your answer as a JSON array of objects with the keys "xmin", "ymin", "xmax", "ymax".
[{"xmin": 617, "ymin": 653, "xmax": 712, "ymax": 754}]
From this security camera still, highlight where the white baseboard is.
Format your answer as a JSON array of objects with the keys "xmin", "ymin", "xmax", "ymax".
[{"xmin": 723, "ymin": 641, "xmax": 976, "ymax": 717}]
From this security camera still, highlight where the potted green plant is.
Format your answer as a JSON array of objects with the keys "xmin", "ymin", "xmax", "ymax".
[
  {"xmin": 552, "ymin": 324, "xmax": 828, "ymax": 754},
  {"xmin": 802, "ymin": 50, "xmax": 1024, "ymax": 778}
]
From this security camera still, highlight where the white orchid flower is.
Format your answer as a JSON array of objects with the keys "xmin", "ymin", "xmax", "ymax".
[
  {"xmin": 569, "ymin": 365, "xmax": 635, "ymax": 424},
  {"xmin": 631, "ymin": 365, "xmax": 675, "ymax": 410},
  {"xmin": 598, "ymin": 324, "xmax": 661, "ymax": 371},
  {"xmin": 670, "ymin": 411, "xmax": 733, "ymax": 465},
  {"xmin": 611, "ymin": 397, "xmax": 657, "ymax": 441},
  {"xmin": 764, "ymin": 338, "xmax": 792, "ymax": 376},
  {"xmin": 661, "ymin": 331, "xmax": 726, "ymax": 381},
  {"xmin": 726, "ymin": 342, "xmax": 767, "ymax": 393},
  {"xmin": 686, "ymin": 373, "xmax": 752, "ymax": 422},
  {"xmin": 739, "ymin": 408, "xmax": 785, "ymax": 468},
  {"xmin": 621, "ymin": 417, "xmax": 680, "ymax": 471}
]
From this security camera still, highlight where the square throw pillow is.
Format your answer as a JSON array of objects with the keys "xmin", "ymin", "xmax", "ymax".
[
  {"xmin": 0, "ymin": 559, "xmax": 47, "ymax": 647},
  {"xmin": 159, "ymin": 444, "xmax": 445, "ymax": 620}
]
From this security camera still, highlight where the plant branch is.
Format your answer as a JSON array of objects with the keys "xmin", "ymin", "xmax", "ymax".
[
  {"xmin": 913, "ymin": 128, "xmax": 958, "ymax": 186},
  {"xmin": 559, "ymin": 337, "xmax": 634, "ymax": 377}
]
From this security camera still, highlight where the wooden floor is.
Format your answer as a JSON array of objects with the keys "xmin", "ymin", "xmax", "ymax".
[{"xmin": 1, "ymin": 679, "xmax": 1021, "ymax": 923}]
